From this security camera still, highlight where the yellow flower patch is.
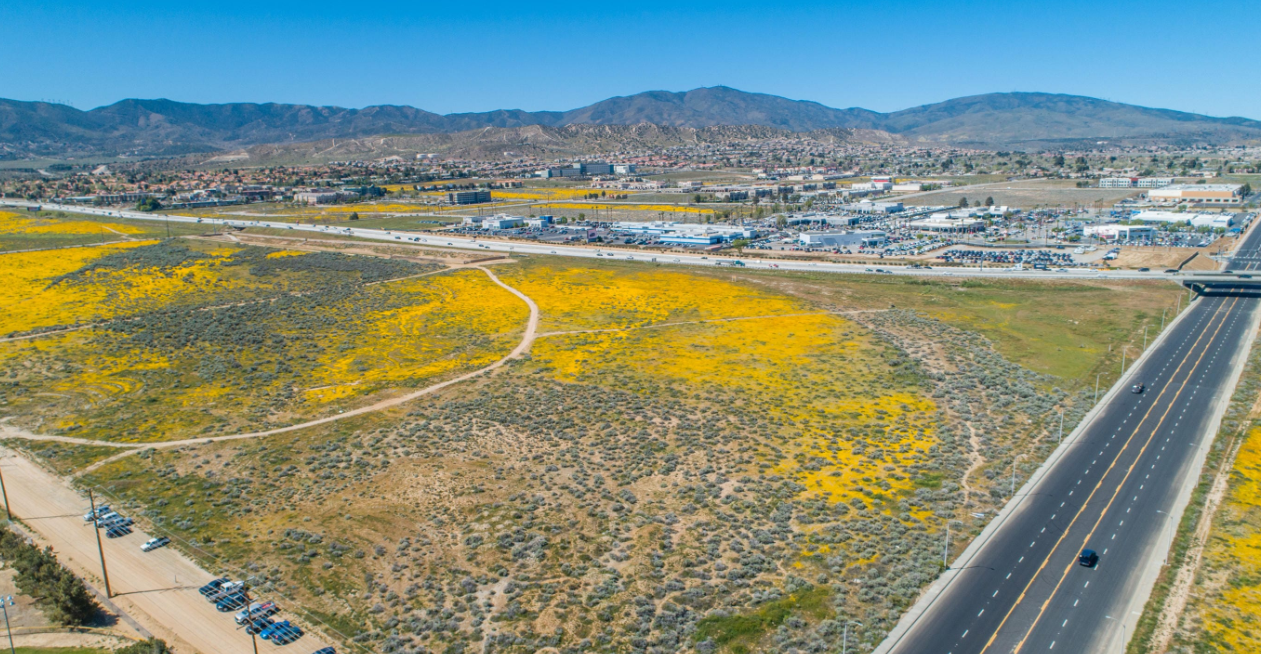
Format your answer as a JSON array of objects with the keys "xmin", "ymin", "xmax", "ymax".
[
  {"xmin": 500, "ymin": 264, "xmax": 808, "ymax": 332},
  {"xmin": 0, "ymin": 210, "xmax": 146, "ymax": 236}
]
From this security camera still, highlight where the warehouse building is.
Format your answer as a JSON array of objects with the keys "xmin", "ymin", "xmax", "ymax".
[
  {"xmin": 1147, "ymin": 184, "xmax": 1244, "ymax": 206},
  {"xmin": 798, "ymin": 230, "xmax": 887, "ymax": 248}
]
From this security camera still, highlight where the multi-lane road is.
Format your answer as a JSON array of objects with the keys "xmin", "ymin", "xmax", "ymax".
[
  {"xmin": 0, "ymin": 199, "xmax": 1223, "ymax": 282},
  {"xmin": 877, "ymin": 219, "xmax": 1261, "ymax": 653}
]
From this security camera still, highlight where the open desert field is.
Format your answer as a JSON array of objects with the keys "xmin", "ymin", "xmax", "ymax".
[{"xmin": 0, "ymin": 211, "xmax": 1189, "ymax": 654}]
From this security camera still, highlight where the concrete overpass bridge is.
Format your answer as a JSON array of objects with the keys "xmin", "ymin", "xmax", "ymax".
[{"xmin": 1181, "ymin": 270, "xmax": 1261, "ymax": 296}]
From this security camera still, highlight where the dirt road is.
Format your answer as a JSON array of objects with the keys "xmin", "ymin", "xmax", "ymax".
[{"xmin": 0, "ymin": 449, "xmax": 335, "ymax": 654}]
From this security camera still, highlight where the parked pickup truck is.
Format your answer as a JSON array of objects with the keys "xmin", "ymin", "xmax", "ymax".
[{"xmin": 235, "ymin": 601, "xmax": 279, "ymax": 625}]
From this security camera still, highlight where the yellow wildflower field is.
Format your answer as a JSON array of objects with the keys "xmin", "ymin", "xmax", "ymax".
[
  {"xmin": 539, "ymin": 202, "xmax": 716, "ymax": 215},
  {"xmin": 498, "ymin": 263, "xmax": 808, "ymax": 332},
  {"xmin": 1, "ymin": 252, "xmax": 527, "ymax": 441},
  {"xmin": 1188, "ymin": 424, "xmax": 1261, "ymax": 651},
  {"xmin": 491, "ymin": 189, "xmax": 626, "ymax": 201},
  {"xmin": 523, "ymin": 263, "xmax": 938, "ymax": 517},
  {"xmin": 0, "ymin": 241, "xmax": 161, "ymax": 334},
  {"xmin": 0, "ymin": 210, "xmax": 146, "ymax": 237}
]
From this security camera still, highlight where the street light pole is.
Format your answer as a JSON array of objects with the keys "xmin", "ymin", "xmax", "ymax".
[
  {"xmin": 1095, "ymin": 372, "xmax": 1102, "ymax": 403},
  {"xmin": 1157, "ymin": 509, "xmax": 1173, "ymax": 565},
  {"xmin": 943, "ymin": 523, "xmax": 950, "ymax": 568},
  {"xmin": 842, "ymin": 621, "xmax": 863, "ymax": 654},
  {"xmin": 1, "ymin": 596, "xmax": 14, "ymax": 654}
]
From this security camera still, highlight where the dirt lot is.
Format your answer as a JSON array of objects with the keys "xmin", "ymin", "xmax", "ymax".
[
  {"xmin": 898, "ymin": 179, "xmax": 1141, "ymax": 208},
  {"xmin": 0, "ymin": 450, "xmax": 335, "ymax": 654}
]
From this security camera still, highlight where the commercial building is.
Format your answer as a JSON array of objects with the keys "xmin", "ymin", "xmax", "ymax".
[
  {"xmin": 1147, "ymin": 184, "xmax": 1244, "ymax": 206},
  {"xmin": 612, "ymin": 221, "xmax": 758, "ymax": 243},
  {"xmin": 798, "ymin": 230, "xmax": 887, "ymax": 248},
  {"xmin": 1084, "ymin": 224, "xmax": 1157, "ymax": 241},
  {"xmin": 1100, "ymin": 177, "xmax": 1175, "ymax": 189},
  {"xmin": 447, "ymin": 190, "xmax": 492, "ymax": 205},
  {"xmin": 294, "ymin": 190, "xmax": 346, "ymax": 205},
  {"xmin": 613, "ymin": 164, "xmax": 637, "ymax": 175},
  {"xmin": 1131, "ymin": 210, "xmax": 1231, "ymax": 227},
  {"xmin": 481, "ymin": 215, "xmax": 525, "ymax": 229},
  {"xmin": 909, "ymin": 215, "xmax": 985, "ymax": 233},
  {"xmin": 69, "ymin": 191, "xmax": 155, "ymax": 205}
]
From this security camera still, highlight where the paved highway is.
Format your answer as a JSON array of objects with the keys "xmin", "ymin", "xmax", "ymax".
[
  {"xmin": 0, "ymin": 199, "xmax": 1200, "ymax": 282},
  {"xmin": 878, "ymin": 220, "xmax": 1261, "ymax": 654}
]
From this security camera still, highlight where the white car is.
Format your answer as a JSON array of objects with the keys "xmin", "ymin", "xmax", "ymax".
[{"xmin": 141, "ymin": 537, "xmax": 171, "ymax": 552}]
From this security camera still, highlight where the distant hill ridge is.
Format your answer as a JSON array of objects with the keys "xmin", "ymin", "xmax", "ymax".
[{"xmin": 2, "ymin": 86, "xmax": 1259, "ymax": 157}]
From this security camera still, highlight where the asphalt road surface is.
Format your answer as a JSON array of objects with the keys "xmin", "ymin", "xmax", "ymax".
[
  {"xmin": 880, "ymin": 220, "xmax": 1261, "ymax": 653},
  {"xmin": 0, "ymin": 450, "xmax": 335, "ymax": 654},
  {"xmin": 0, "ymin": 200, "xmax": 1204, "ymax": 282}
]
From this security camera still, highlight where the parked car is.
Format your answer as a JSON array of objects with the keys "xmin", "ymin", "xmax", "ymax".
[
  {"xmin": 199, "ymin": 578, "xmax": 230, "ymax": 597},
  {"xmin": 206, "ymin": 581, "xmax": 245, "ymax": 602},
  {"xmin": 141, "ymin": 537, "xmax": 171, "ymax": 552},
  {"xmin": 105, "ymin": 525, "xmax": 132, "ymax": 538},
  {"xmin": 1079, "ymin": 548, "xmax": 1099, "ymax": 568},
  {"xmin": 83, "ymin": 505, "xmax": 110, "ymax": 522},
  {"xmin": 260, "ymin": 621, "xmax": 292, "ymax": 640},
  {"xmin": 235, "ymin": 601, "xmax": 279, "ymax": 625},
  {"xmin": 244, "ymin": 617, "xmax": 275, "ymax": 636},
  {"xmin": 216, "ymin": 592, "xmax": 251, "ymax": 612},
  {"xmin": 312, "ymin": 648, "xmax": 336, "ymax": 654},
  {"xmin": 272, "ymin": 624, "xmax": 304, "ymax": 645}
]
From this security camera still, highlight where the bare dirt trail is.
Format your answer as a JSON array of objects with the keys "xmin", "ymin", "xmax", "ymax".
[
  {"xmin": 0, "ymin": 449, "xmax": 335, "ymax": 654},
  {"xmin": 56, "ymin": 265, "xmax": 539, "ymax": 472}
]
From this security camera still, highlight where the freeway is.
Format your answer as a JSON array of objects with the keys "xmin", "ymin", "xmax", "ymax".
[
  {"xmin": 877, "ymin": 219, "xmax": 1261, "ymax": 653},
  {"xmin": 0, "ymin": 199, "xmax": 1204, "ymax": 281}
]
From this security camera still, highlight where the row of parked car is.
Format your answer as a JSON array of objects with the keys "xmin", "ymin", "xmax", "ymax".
[
  {"xmin": 198, "ymin": 578, "xmax": 316, "ymax": 647},
  {"xmin": 83, "ymin": 504, "xmax": 136, "ymax": 539},
  {"xmin": 84, "ymin": 502, "xmax": 331, "ymax": 652}
]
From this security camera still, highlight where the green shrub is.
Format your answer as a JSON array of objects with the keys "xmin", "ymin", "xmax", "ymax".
[{"xmin": 0, "ymin": 525, "xmax": 100, "ymax": 625}]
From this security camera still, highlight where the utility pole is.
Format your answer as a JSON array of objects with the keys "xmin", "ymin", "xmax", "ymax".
[
  {"xmin": 0, "ymin": 596, "xmax": 13, "ymax": 654},
  {"xmin": 88, "ymin": 490, "xmax": 112, "ymax": 598},
  {"xmin": 252, "ymin": 631, "xmax": 259, "ymax": 654},
  {"xmin": 0, "ymin": 461, "xmax": 10, "ymax": 521}
]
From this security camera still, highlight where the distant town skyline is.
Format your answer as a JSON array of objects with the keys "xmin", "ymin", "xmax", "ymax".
[{"xmin": 3, "ymin": 0, "xmax": 1257, "ymax": 119}]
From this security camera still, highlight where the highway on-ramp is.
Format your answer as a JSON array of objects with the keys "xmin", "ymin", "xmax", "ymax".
[{"xmin": 877, "ymin": 220, "xmax": 1261, "ymax": 653}]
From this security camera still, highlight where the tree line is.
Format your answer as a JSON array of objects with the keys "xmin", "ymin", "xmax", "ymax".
[{"xmin": 0, "ymin": 525, "xmax": 100, "ymax": 625}]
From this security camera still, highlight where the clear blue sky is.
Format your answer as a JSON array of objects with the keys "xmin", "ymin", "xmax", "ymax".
[{"xmin": 3, "ymin": 0, "xmax": 1257, "ymax": 119}]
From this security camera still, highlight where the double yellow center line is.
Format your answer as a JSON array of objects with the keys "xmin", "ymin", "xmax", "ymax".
[{"xmin": 979, "ymin": 295, "xmax": 1241, "ymax": 654}]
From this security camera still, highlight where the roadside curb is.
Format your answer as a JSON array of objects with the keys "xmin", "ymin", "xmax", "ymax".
[
  {"xmin": 873, "ymin": 283, "xmax": 1201, "ymax": 654},
  {"xmin": 1112, "ymin": 288, "xmax": 1261, "ymax": 651}
]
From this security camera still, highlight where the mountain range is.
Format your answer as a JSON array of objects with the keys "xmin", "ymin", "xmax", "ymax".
[{"xmin": 3, "ymin": 86, "xmax": 1260, "ymax": 159}]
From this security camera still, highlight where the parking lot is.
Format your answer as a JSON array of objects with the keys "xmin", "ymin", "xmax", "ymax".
[{"xmin": 0, "ymin": 449, "xmax": 336, "ymax": 654}]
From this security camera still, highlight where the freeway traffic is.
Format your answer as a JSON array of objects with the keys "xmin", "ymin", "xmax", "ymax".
[
  {"xmin": 877, "ymin": 218, "xmax": 1261, "ymax": 653},
  {"xmin": 0, "ymin": 200, "xmax": 1219, "ymax": 281}
]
